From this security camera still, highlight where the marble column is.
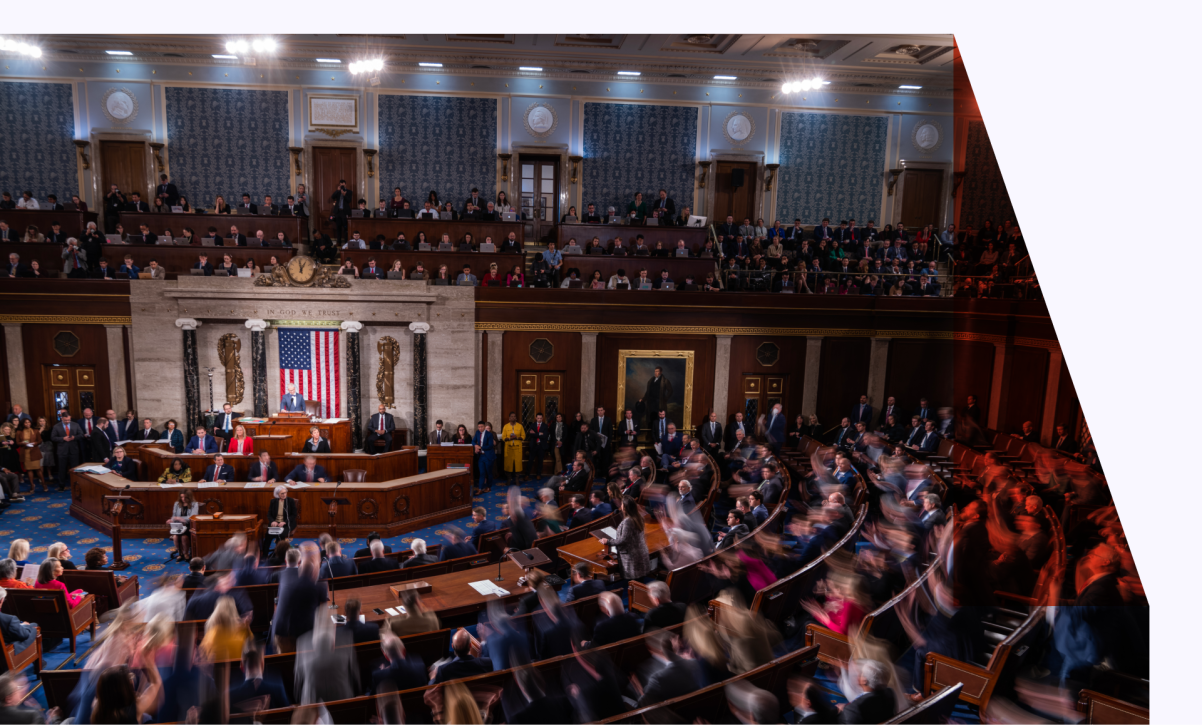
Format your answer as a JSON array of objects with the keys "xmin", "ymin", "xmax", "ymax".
[
  {"xmin": 245, "ymin": 320, "xmax": 269, "ymax": 417},
  {"xmin": 2, "ymin": 324, "xmax": 28, "ymax": 409},
  {"xmin": 104, "ymin": 325, "xmax": 131, "ymax": 414},
  {"xmin": 474, "ymin": 331, "xmax": 484, "ymax": 424},
  {"xmin": 409, "ymin": 322, "xmax": 430, "ymax": 450},
  {"xmin": 1039, "ymin": 349, "xmax": 1064, "ymax": 445},
  {"xmin": 486, "ymin": 331, "xmax": 504, "ymax": 427},
  {"xmin": 580, "ymin": 332, "xmax": 598, "ymax": 415},
  {"xmin": 176, "ymin": 319, "xmax": 202, "ymax": 435},
  {"xmin": 712, "ymin": 335, "xmax": 733, "ymax": 423},
  {"xmin": 865, "ymin": 337, "xmax": 892, "ymax": 427},
  {"xmin": 801, "ymin": 337, "xmax": 824, "ymax": 416},
  {"xmin": 987, "ymin": 343, "xmax": 1011, "ymax": 431},
  {"xmin": 341, "ymin": 321, "xmax": 364, "ymax": 451}
]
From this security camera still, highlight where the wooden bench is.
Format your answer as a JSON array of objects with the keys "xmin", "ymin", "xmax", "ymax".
[
  {"xmin": 922, "ymin": 605, "xmax": 1045, "ymax": 711},
  {"xmin": 0, "ymin": 588, "xmax": 96, "ymax": 654},
  {"xmin": 0, "ymin": 625, "xmax": 41, "ymax": 677},
  {"xmin": 1076, "ymin": 689, "xmax": 1149, "ymax": 724},
  {"xmin": 59, "ymin": 570, "xmax": 139, "ymax": 615},
  {"xmin": 183, "ymin": 582, "xmax": 279, "ymax": 634},
  {"xmin": 884, "ymin": 682, "xmax": 963, "ymax": 723}
]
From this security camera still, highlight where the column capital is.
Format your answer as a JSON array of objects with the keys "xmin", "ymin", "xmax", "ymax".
[
  {"xmin": 340, "ymin": 321, "xmax": 364, "ymax": 333},
  {"xmin": 245, "ymin": 319, "xmax": 269, "ymax": 332},
  {"xmin": 408, "ymin": 322, "xmax": 430, "ymax": 335},
  {"xmin": 175, "ymin": 318, "xmax": 201, "ymax": 331}
]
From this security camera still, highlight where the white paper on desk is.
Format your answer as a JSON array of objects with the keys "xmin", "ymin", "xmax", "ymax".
[
  {"xmin": 440, "ymin": 442, "xmax": 455, "ymax": 446},
  {"xmin": 115, "ymin": 440, "xmax": 133, "ymax": 446},
  {"xmin": 159, "ymin": 483, "xmax": 183, "ymax": 488},
  {"xmin": 322, "ymin": 418, "xmax": 347, "ymax": 423},
  {"xmin": 244, "ymin": 482, "xmax": 267, "ymax": 489},
  {"xmin": 600, "ymin": 526, "xmax": 618, "ymax": 539},
  {"xmin": 197, "ymin": 482, "xmax": 218, "ymax": 489},
  {"xmin": 286, "ymin": 482, "xmax": 311, "ymax": 489},
  {"xmin": 469, "ymin": 580, "xmax": 509, "ymax": 597},
  {"xmin": 384, "ymin": 607, "xmax": 399, "ymax": 616},
  {"xmin": 74, "ymin": 465, "xmax": 111, "ymax": 474}
]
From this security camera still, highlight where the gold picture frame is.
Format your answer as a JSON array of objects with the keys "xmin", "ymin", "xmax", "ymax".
[
  {"xmin": 307, "ymin": 94, "xmax": 360, "ymax": 134},
  {"xmin": 616, "ymin": 349, "xmax": 695, "ymax": 432}
]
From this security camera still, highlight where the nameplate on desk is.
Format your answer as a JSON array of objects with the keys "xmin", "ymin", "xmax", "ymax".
[
  {"xmin": 244, "ymin": 482, "xmax": 267, "ymax": 488},
  {"xmin": 198, "ymin": 482, "xmax": 219, "ymax": 488},
  {"xmin": 440, "ymin": 442, "xmax": 456, "ymax": 446},
  {"xmin": 389, "ymin": 581, "xmax": 433, "ymax": 597}
]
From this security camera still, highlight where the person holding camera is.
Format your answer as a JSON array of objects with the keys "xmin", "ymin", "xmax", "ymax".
[{"xmin": 329, "ymin": 180, "xmax": 352, "ymax": 243}]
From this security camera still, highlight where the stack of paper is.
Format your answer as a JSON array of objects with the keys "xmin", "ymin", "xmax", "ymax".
[
  {"xmin": 197, "ymin": 482, "xmax": 219, "ymax": 489},
  {"xmin": 286, "ymin": 482, "xmax": 311, "ymax": 489},
  {"xmin": 469, "ymin": 580, "xmax": 509, "ymax": 597},
  {"xmin": 159, "ymin": 483, "xmax": 183, "ymax": 489},
  {"xmin": 74, "ymin": 465, "xmax": 111, "ymax": 474},
  {"xmin": 244, "ymin": 482, "xmax": 267, "ymax": 489}
]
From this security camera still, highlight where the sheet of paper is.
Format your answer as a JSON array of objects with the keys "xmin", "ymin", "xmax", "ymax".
[
  {"xmin": 74, "ymin": 465, "xmax": 111, "ymax": 474},
  {"xmin": 440, "ymin": 442, "xmax": 455, "ymax": 447},
  {"xmin": 601, "ymin": 527, "xmax": 618, "ymax": 539},
  {"xmin": 384, "ymin": 607, "xmax": 399, "ymax": 616},
  {"xmin": 244, "ymin": 482, "xmax": 266, "ymax": 489},
  {"xmin": 158, "ymin": 483, "xmax": 183, "ymax": 489},
  {"xmin": 197, "ymin": 481, "xmax": 218, "ymax": 488},
  {"xmin": 286, "ymin": 482, "xmax": 311, "ymax": 489},
  {"xmin": 469, "ymin": 580, "xmax": 509, "ymax": 597}
]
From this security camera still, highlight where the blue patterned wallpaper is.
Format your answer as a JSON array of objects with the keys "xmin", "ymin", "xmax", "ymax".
[
  {"xmin": 776, "ymin": 112, "xmax": 888, "ymax": 225},
  {"xmin": 164, "ymin": 87, "xmax": 290, "ymax": 208},
  {"xmin": 0, "ymin": 81, "xmax": 78, "ymax": 203},
  {"xmin": 582, "ymin": 102, "xmax": 698, "ymax": 215},
  {"xmin": 378, "ymin": 95, "xmax": 498, "ymax": 203},
  {"xmin": 959, "ymin": 120, "xmax": 1017, "ymax": 230}
]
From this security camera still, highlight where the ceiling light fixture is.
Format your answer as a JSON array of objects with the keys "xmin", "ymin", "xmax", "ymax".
[
  {"xmin": 227, "ymin": 38, "xmax": 275, "ymax": 54},
  {"xmin": 714, "ymin": 75, "xmax": 737, "ymax": 80},
  {"xmin": 212, "ymin": 54, "xmax": 237, "ymax": 60},
  {"xmin": 350, "ymin": 58, "xmax": 385, "ymax": 75},
  {"xmin": 781, "ymin": 77, "xmax": 826, "ymax": 94},
  {"xmin": 617, "ymin": 70, "xmax": 640, "ymax": 76},
  {"xmin": 105, "ymin": 50, "xmax": 133, "ymax": 56},
  {"xmin": 0, "ymin": 37, "xmax": 42, "ymax": 58},
  {"xmin": 316, "ymin": 58, "xmax": 341, "ymax": 64},
  {"xmin": 519, "ymin": 66, "xmax": 543, "ymax": 72},
  {"xmin": 899, "ymin": 85, "xmax": 923, "ymax": 89},
  {"xmin": 418, "ymin": 62, "xmax": 443, "ymax": 67}
]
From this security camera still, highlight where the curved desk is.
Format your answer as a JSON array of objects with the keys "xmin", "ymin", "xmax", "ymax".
[
  {"xmin": 70, "ymin": 466, "xmax": 471, "ymax": 540},
  {"xmin": 137, "ymin": 446, "xmax": 418, "ymax": 483}
]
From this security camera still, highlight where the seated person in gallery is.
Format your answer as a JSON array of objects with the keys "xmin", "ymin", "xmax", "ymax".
[
  {"xmin": 198, "ymin": 454, "xmax": 235, "ymax": 483},
  {"xmin": 285, "ymin": 455, "xmax": 328, "ymax": 484},
  {"xmin": 280, "ymin": 384, "xmax": 305, "ymax": 412},
  {"xmin": 263, "ymin": 485, "xmax": 298, "ymax": 551},
  {"xmin": 282, "ymin": 195, "xmax": 306, "ymax": 217},
  {"xmin": 301, "ymin": 427, "xmax": 331, "ymax": 454},
  {"xmin": 626, "ymin": 192, "xmax": 647, "ymax": 221},
  {"xmin": 188, "ymin": 425, "xmax": 220, "ymax": 455},
  {"xmin": 582, "ymin": 203, "xmax": 603, "ymax": 224}
]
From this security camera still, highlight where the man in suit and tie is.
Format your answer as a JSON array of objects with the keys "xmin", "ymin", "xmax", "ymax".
[
  {"xmin": 238, "ymin": 194, "xmax": 259, "ymax": 215},
  {"xmin": 50, "ymin": 414, "xmax": 81, "ymax": 490},
  {"xmin": 880, "ymin": 396, "xmax": 903, "ymax": 429},
  {"xmin": 765, "ymin": 403, "xmax": 786, "ymax": 453},
  {"xmin": 830, "ymin": 417, "xmax": 855, "ymax": 449},
  {"xmin": 617, "ymin": 409, "xmax": 640, "ymax": 449},
  {"xmin": 909, "ymin": 420, "xmax": 941, "ymax": 453},
  {"xmin": 260, "ymin": 195, "xmax": 280, "ymax": 216},
  {"xmin": 115, "ymin": 411, "xmax": 137, "ymax": 441},
  {"xmin": 851, "ymin": 395, "xmax": 873, "ymax": 426},
  {"xmin": 582, "ymin": 203, "xmax": 603, "ymax": 224},
  {"xmin": 76, "ymin": 407, "xmax": 98, "ymax": 459},
  {"xmin": 1014, "ymin": 420, "xmax": 1038, "ymax": 443},
  {"xmin": 699, "ymin": 410, "xmax": 723, "ymax": 458},
  {"xmin": 263, "ymin": 486, "xmax": 299, "ymax": 554},
  {"xmin": 101, "ymin": 409, "xmax": 121, "ymax": 447},
  {"xmin": 365, "ymin": 404, "xmax": 395, "ymax": 453},
  {"xmin": 213, "ymin": 402, "xmax": 240, "ymax": 440},
  {"xmin": 285, "ymin": 456, "xmax": 328, "ymax": 483},
  {"xmin": 962, "ymin": 394, "xmax": 981, "ymax": 424},
  {"xmin": 659, "ymin": 423, "xmax": 684, "ymax": 469},
  {"xmin": 464, "ymin": 188, "xmax": 485, "ymax": 214},
  {"xmin": 651, "ymin": 410, "xmax": 672, "ymax": 446},
  {"xmin": 89, "ymin": 418, "xmax": 113, "ymax": 463},
  {"xmin": 566, "ymin": 495, "xmax": 595, "ymax": 529},
  {"xmin": 716, "ymin": 215, "xmax": 739, "ymax": 243},
  {"xmin": 812, "ymin": 217, "xmax": 833, "ymax": 241},
  {"xmin": 1051, "ymin": 424, "xmax": 1078, "ymax": 454},
  {"xmin": 130, "ymin": 417, "xmax": 158, "ymax": 441},
  {"xmin": 652, "ymin": 188, "xmax": 675, "ymax": 219},
  {"xmin": 725, "ymin": 411, "xmax": 748, "ymax": 450},
  {"xmin": 329, "ymin": 180, "xmax": 352, "ymax": 242},
  {"xmin": 188, "ymin": 426, "xmax": 219, "ymax": 455},
  {"xmin": 192, "ymin": 254, "xmax": 214, "ymax": 276},
  {"xmin": 199, "ymin": 454, "xmax": 236, "ymax": 482},
  {"xmin": 156, "ymin": 174, "xmax": 180, "ymax": 207},
  {"xmin": 360, "ymin": 258, "xmax": 383, "ymax": 279},
  {"xmin": 526, "ymin": 413, "xmax": 550, "ymax": 479},
  {"xmin": 227, "ymin": 225, "xmax": 248, "ymax": 247},
  {"xmin": 4, "ymin": 253, "xmax": 26, "ymax": 279},
  {"xmin": 228, "ymin": 647, "xmax": 291, "ymax": 714},
  {"xmin": 0, "ymin": 222, "xmax": 14, "ymax": 243},
  {"xmin": 428, "ymin": 419, "xmax": 449, "ymax": 446},
  {"xmin": 320, "ymin": 541, "xmax": 357, "ymax": 579},
  {"xmin": 45, "ymin": 223, "xmax": 67, "ymax": 245},
  {"xmin": 249, "ymin": 451, "xmax": 279, "ymax": 484},
  {"xmin": 5, "ymin": 405, "xmax": 31, "ymax": 428},
  {"xmin": 280, "ymin": 385, "xmax": 305, "ymax": 412},
  {"xmin": 438, "ymin": 526, "xmax": 477, "ymax": 561},
  {"xmin": 919, "ymin": 493, "xmax": 946, "ymax": 530},
  {"xmin": 560, "ymin": 460, "xmax": 590, "ymax": 494},
  {"xmin": 282, "ymin": 195, "xmax": 306, "ymax": 217},
  {"xmin": 469, "ymin": 507, "xmax": 500, "ymax": 551},
  {"xmin": 126, "ymin": 192, "xmax": 149, "ymax": 213},
  {"xmin": 674, "ymin": 480, "xmax": 697, "ymax": 511},
  {"xmin": 914, "ymin": 397, "xmax": 932, "ymax": 422},
  {"xmin": 590, "ymin": 407, "xmax": 614, "ymax": 475}
]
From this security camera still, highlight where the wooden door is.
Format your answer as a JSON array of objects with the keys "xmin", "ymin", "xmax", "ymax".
[
  {"xmin": 714, "ymin": 161, "xmax": 757, "ymax": 223},
  {"xmin": 742, "ymin": 374, "xmax": 787, "ymax": 428},
  {"xmin": 900, "ymin": 169, "xmax": 943, "ymax": 229},
  {"xmin": 519, "ymin": 155, "xmax": 559, "ymax": 245},
  {"xmin": 312, "ymin": 147, "xmax": 358, "ymax": 238},
  {"xmin": 519, "ymin": 372, "xmax": 562, "ymax": 466},
  {"xmin": 44, "ymin": 365, "xmax": 97, "ymax": 420},
  {"xmin": 100, "ymin": 141, "xmax": 148, "ymax": 225}
]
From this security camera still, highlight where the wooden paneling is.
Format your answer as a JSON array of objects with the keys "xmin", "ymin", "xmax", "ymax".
[
  {"xmin": 117, "ymin": 212, "xmax": 307, "ymax": 243},
  {"xmin": 22, "ymin": 323, "xmax": 111, "ymax": 421},
  {"xmin": 349, "ymin": 218, "xmax": 524, "ymax": 248},
  {"xmin": 1000, "ymin": 347, "xmax": 1049, "ymax": 434},
  {"xmin": 595, "ymin": 334, "xmax": 715, "ymax": 431},
  {"xmin": 885, "ymin": 340, "xmax": 954, "ymax": 412},
  {"xmin": 0, "ymin": 325, "xmax": 9, "ymax": 411},
  {"xmin": 1054, "ymin": 356, "xmax": 1081, "ymax": 437},
  {"xmin": 900, "ymin": 169, "xmax": 943, "ymax": 229},
  {"xmin": 726, "ymin": 336, "xmax": 807, "ymax": 422},
  {"xmin": 312, "ymin": 147, "xmax": 358, "ymax": 238},
  {"xmin": 100, "ymin": 141, "xmax": 149, "ymax": 204},
  {"xmin": 500, "ymin": 331, "xmax": 582, "ymax": 424},
  {"xmin": 0, "ymin": 210, "xmax": 100, "ymax": 240},
  {"xmin": 713, "ymin": 161, "xmax": 758, "ymax": 223},
  {"xmin": 0, "ymin": 279, "xmax": 131, "ymax": 319},
  {"xmin": 557, "ymin": 224, "xmax": 708, "ymax": 252},
  {"xmin": 953, "ymin": 340, "xmax": 995, "ymax": 423},
  {"xmin": 816, "ymin": 338, "xmax": 870, "ymax": 426}
]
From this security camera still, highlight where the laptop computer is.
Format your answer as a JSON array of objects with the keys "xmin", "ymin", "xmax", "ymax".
[
  {"xmin": 458, "ymin": 278, "xmax": 475, "ymax": 286},
  {"xmin": 645, "ymin": 218, "xmax": 659, "ymax": 227},
  {"xmin": 236, "ymin": 268, "xmax": 253, "ymax": 278},
  {"xmin": 479, "ymin": 243, "xmax": 496, "ymax": 253},
  {"xmin": 127, "ymin": 234, "xmax": 145, "ymax": 244},
  {"xmin": 607, "ymin": 215, "xmax": 622, "ymax": 224},
  {"xmin": 589, "ymin": 247, "xmax": 604, "ymax": 255},
  {"xmin": 171, "ymin": 206, "xmax": 183, "ymax": 213},
  {"xmin": 262, "ymin": 265, "xmax": 274, "ymax": 274},
  {"xmin": 156, "ymin": 236, "xmax": 174, "ymax": 245},
  {"xmin": 387, "ymin": 271, "xmax": 405, "ymax": 280},
  {"xmin": 564, "ymin": 245, "xmax": 582, "ymax": 255},
  {"xmin": 567, "ymin": 279, "xmax": 583, "ymax": 289},
  {"xmin": 659, "ymin": 282, "xmax": 676, "ymax": 291},
  {"xmin": 200, "ymin": 237, "xmax": 216, "ymax": 246},
  {"xmin": 501, "ymin": 211, "xmax": 518, "ymax": 222},
  {"xmin": 418, "ymin": 243, "xmax": 432, "ymax": 251},
  {"xmin": 439, "ymin": 211, "xmax": 453, "ymax": 220},
  {"xmin": 189, "ymin": 268, "xmax": 205, "ymax": 276},
  {"xmin": 213, "ymin": 269, "xmax": 229, "ymax": 277},
  {"xmin": 397, "ymin": 209, "xmax": 415, "ymax": 219},
  {"xmin": 410, "ymin": 272, "xmax": 426, "ymax": 280},
  {"xmin": 616, "ymin": 282, "xmax": 630, "ymax": 290},
  {"xmin": 687, "ymin": 215, "xmax": 708, "ymax": 227},
  {"xmin": 675, "ymin": 248, "xmax": 689, "ymax": 257},
  {"xmin": 563, "ymin": 215, "xmax": 578, "ymax": 224},
  {"xmin": 639, "ymin": 281, "xmax": 653, "ymax": 290},
  {"xmin": 700, "ymin": 251, "xmax": 713, "ymax": 258},
  {"xmin": 105, "ymin": 234, "xmax": 122, "ymax": 244},
  {"xmin": 434, "ymin": 278, "xmax": 449, "ymax": 286},
  {"xmin": 137, "ymin": 272, "xmax": 153, "ymax": 279},
  {"xmin": 438, "ymin": 242, "xmax": 453, "ymax": 251},
  {"xmin": 248, "ymin": 238, "xmax": 263, "ymax": 247}
]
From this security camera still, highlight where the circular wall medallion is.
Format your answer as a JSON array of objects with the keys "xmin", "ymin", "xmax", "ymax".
[
  {"xmin": 756, "ymin": 342, "xmax": 780, "ymax": 367},
  {"xmin": 102, "ymin": 87, "xmax": 139, "ymax": 125},
  {"xmin": 529, "ymin": 338, "xmax": 554, "ymax": 364},
  {"xmin": 393, "ymin": 495, "xmax": 410, "ymax": 516},
  {"xmin": 523, "ymin": 103, "xmax": 558, "ymax": 138},
  {"xmin": 911, "ymin": 119, "xmax": 944, "ymax": 154},
  {"xmin": 723, "ymin": 111, "xmax": 755, "ymax": 145}
]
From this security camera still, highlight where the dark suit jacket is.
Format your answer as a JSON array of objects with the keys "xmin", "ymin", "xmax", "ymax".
[
  {"xmin": 320, "ymin": 555, "xmax": 357, "ymax": 579},
  {"xmin": 590, "ymin": 612, "xmax": 642, "ymax": 647},
  {"xmin": 637, "ymin": 659, "xmax": 702, "ymax": 707},
  {"xmin": 105, "ymin": 457, "xmax": 138, "ymax": 480},
  {"xmin": 0, "ymin": 612, "xmax": 37, "ymax": 652},
  {"xmin": 567, "ymin": 506, "xmax": 595, "ymax": 528},
  {"xmin": 851, "ymin": 404, "xmax": 874, "ymax": 425},
  {"xmin": 285, "ymin": 464, "xmax": 328, "ymax": 483},
  {"xmin": 248, "ymin": 461, "xmax": 279, "ymax": 482},
  {"xmin": 724, "ymin": 420, "xmax": 748, "ymax": 449},
  {"xmin": 1052, "ymin": 435, "xmax": 1078, "ymax": 453},
  {"xmin": 281, "ymin": 393, "xmax": 305, "ymax": 412},
  {"xmin": 301, "ymin": 438, "xmax": 331, "ymax": 454},
  {"xmin": 352, "ymin": 544, "xmax": 392, "ymax": 558},
  {"xmin": 439, "ymin": 541, "xmax": 478, "ymax": 561},
  {"xmin": 263, "ymin": 497, "xmax": 298, "ymax": 534},
  {"xmin": 432, "ymin": 655, "xmax": 492, "ymax": 685},
  {"xmin": 368, "ymin": 414, "xmax": 396, "ymax": 436},
  {"xmin": 650, "ymin": 197, "xmax": 676, "ymax": 217},
  {"xmin": 188, "ymin": 434, "xmax": 219, "ymax": 454},
  {"xmin": 839, "ymin": 689, "xmax": 895, "ymax": 724},
  {"xmin": 181, "ymin": 573, "xmax": 207, "ymax": 589},
  {"xmin": 89, "ymin": 429, "xmax": 112, "ymax": 462},
  {"xmin": 229, "ymin": 676, "xmax": 290, "ymax": 713},
  {"xmin": 590, "ymin": 416, "xmax": 614, "ymax": 448},
  {"xmin": 471, "ymin": 520, "xmax": 500, "ymax": 550},
  {"xmin": 370, "ymin": 656, "xmax": 428, "ymax": 694},
  {"xmin": 401, "ymin": 553, "xmax": 437, "ymax": 569},
  {"xmin": 359, "ymin": 556, "xmax": 400, "ymax": 574},
  {"xmin": 202, "ymin": 464, "xmax": 235, "ymax": 482},
  {"xmin": 566, "ymin": 578, "xmax": 605, "ymax": 602},
  {"xmin": 282, "ymin": 204, "xmax": 307, "ymax": 217},
  {"xmin": 644, "ymin": 602, "xmax": 686, "ymax": 630},
  {"xmin": 271, "ymin": 568, "xmax": 328, "ymax": 640},
  {"xmin": 698, "ymin": 421, "xmax": 723, "ymax": 450},
  {"xmin": 126, "ymin": 200, "xmax": 150, "ymax": 212}
]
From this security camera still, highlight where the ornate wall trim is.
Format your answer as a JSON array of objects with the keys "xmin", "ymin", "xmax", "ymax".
[{"xmin": 0, "ymin": 315, "xmax": 133, "ymax": 325}]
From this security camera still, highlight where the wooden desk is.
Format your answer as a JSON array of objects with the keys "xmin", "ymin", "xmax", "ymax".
[
  {"xmin": 558, "ymin": 223, "xmax": 707, "ymax": 252},
  {"xmin": 2, "ymin": 209, "xmax": 100, "ymax": 239},
  {"xmin": 425, "ymin": 444, "xmax": 475, "ymax": 472},
  {"xmin": 190, "ymin": 514, "xmax": 260, "ymax": 558},
  {"xmin": 341, "ymin": 249, "xmax": 524, "ymax": 279},
  {"xmin": 557, "ymin": 523, "xmax": 669, "ymax": 581},
  {"xmin": 337, "ymin": 560, "xmax": 537, "ymax": 622},
  {"xmin": 0, "ymin": 241, "xmax": 295, "ymax": 280},
  {"xmin": 118, "ymin": 211, "xmax": 308, "ymax": 242},
  {"xmin": 239, "ymin": 417, "xmax": 352, "ymax": 453},
  {"xmin": 137, "ymin": 446, "xmax": 417, "ymax": 483},
  {"xmin": 71, "ymin": 467, "xmax": 471, "ymax": 539},
  {"xmin": 555, "ymin": 255, "xmax": 719, "ymax": 285},
  {"xmin": 348, "ymin": 218, "xmax": 524, "ymax": 249}
]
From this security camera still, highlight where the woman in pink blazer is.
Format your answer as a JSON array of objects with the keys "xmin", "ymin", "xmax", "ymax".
[{"xmin": 34, "ymin": 558, "xmax": 85, "ymax": 607}]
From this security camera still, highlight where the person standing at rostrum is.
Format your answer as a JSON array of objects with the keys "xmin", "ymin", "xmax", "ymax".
[{"xmin": 501, "ymin": 412, "xmax": 526, "ymax": 486}]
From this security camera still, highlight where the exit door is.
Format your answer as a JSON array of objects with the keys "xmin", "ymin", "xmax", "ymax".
[
  {"xmin": 45, "ymin": 365, "xmax": 97, "ymax": 420},
  {"xmin": 519, "ymin": 372, "xmax": 563, "ymax": 431}
]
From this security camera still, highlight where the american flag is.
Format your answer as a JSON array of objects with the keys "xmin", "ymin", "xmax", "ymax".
[{"xmin": 278, "ymin": 328, "xmax": 341, "ymax": 418}]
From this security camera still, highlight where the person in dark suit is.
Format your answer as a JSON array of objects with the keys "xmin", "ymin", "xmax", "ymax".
[
  {"xmin": 616, "ymin": 409, "xmax": 640, "ymax": 449},
  {"xmin": 0, "ymin": 593, "xmax": 38, "ymax": 656},
  {"xmin": 566, "ymin": 495, "xmax": 595, "ymax": 528},
  {"xmin": 618, "ymin": 467, "xmax": 644, "ymax": 502},
  {"xmin": 88, "ymin": 419, "xmax": 113, "ymax": 463},
  {"xmin": 401, "ymin": 539, "xmax": 437, "ymax": 569},
  {"xmin": 698, "ymin": 411, "xmax": 723, "ymax": 457},
  {"xmin": 643, "ymin": 581, "xmax": 686, "ymax": 630},
  {"xmin": 1013, "ymin": 420, "xmax": 1039, "ymax": 443},
  {"xmin": 228, "ymin": 647, "xmax": 291, "ymax": 714},
  {"xmin": 725, "ymin": 412, "xmax": 748, "ymax": 449},
  {"xmin": 432, "ymin": 629, "xmax": 493, "ymax": 684},
  {"xmin": 559, "ymin": 460, "xmax": 590, "ymax": 494},
  {"xmin": 270, "ymin": 561, "xmax": 328, "ymax": 653},
  {"xmin": 437, "ymin": 527, "xmax": 477, "ymax": 561},
  {"xmin": 1051, "ymin": 424, "xmax": 1078, "ymax": 453},
  {"xmin": 590, "ymin": 407, "xmax": 614, "ymax": 474},
  {"xmin": 659, "ymin": 424, "xmax": 684, "ymax": 469},
  {"xmin": 338, "ymin": 599, "xmax": 380, "ymax": 645},
  {"xmin": 280, "ymin": 384, "xmax": 305, "ymax": 412},
  {"xmin": 635, "ymin": 632, "xmax": 703, "ymax": 707},
  {"xmin": 236, "ymin": 194, "xmax": 258, "ymax": 215},
  {"xmin": 908, "ymin": 420, "xmax": 941, "ymax": 453},
  {"xmin": 320, "ymin": 541, "xmax": 357, "ymax": 579},
  {"xmin": 716, "ymin": 215, "xmax": 739, "ymax": 243},
  {"xmin": 360, "ymin": 258, "xmax": 383, "ymax": 279},
  {"xmin": 673, "ymin": 480, "xmax": 697, "ymax": 511},
  {"xmin": 650, "ymin": 188, "xmax": 675, "ymax": 219},
  {"xmin": 248, "ymin": 451, "xmax": 278, "ymax": 484},
  {"xmin": 282, "ymin": 196, "xmax": 306, "ymax": 217},
  {"xmin": 225, "ymin": 225, "xmax": 248, "ymax": 247},
  {"xmin": 359, "ymin": 539, "xmax": 401, "ymax": 574},
  {"xmin": 50, "ymin": 414, "xmax": 81, "ymax": 490},
  {"xmin": 196, "ymin": 454, "xmax": 234, "ymax": 483},
  {"xmin": 838, "ymin": 661, "xmax": 896, "ymax": 723},
  {"xmin": 155, "ymin": 175, "xmax": 180, "ymax": 207},
  {"xmin": 285, "ymin": 456, "xmax": 328, "ymax": 483},
  {"xmin": 582, "ymin": 203, "xmax": 603, "ymax": 224},
  {"xmin": 365, "ymin": 404, "xmax": 395, "ymax": 453},
  {"xmin": 187, "ymin": 426, "xmax": 219, "ymax": 455},
  {"xmin": 105, "ymin": 446, "xmax": 138, "ymax": 480},
  {"xmin": 126, "ymin": 192, "xmax": 149, "ymax": 213},
  {"xmin": 786, "ymin": 678, "xmax": 840, "ymax": 724},
  {"xmin": 589, "ymin": 592, "xmax": 641, "ymax": 647},
  {"xmin": 851, "ymin": 395, "xmax": 873, "ymax": 426},
  {"xmin": 329, "ymin": 181, "xmax": 352, "ymax": 242},
  {"xmin": 212, "ymin": 403, "xmax": 241, "ymax": 440},
  {"xmin": 764, "ymin": 403, "xmax": 787, "ymax": 452},
  {"xmin": 962, "ymin": 394, "xmax": 981, "ymax": 424},
  {"xmin": 4, "ymin": 253, "xmax": 27, "ymax": 279},
  {"xmin": 526, "ymin": 413, "xmax": 551, "ymax": 479},
  {"xmin": 180, "ymin": 558, "xmax": 207, "ymax": 589},
  {"xmin": 353, "ymin": 533, "xmax": 393, "ymax": 559},
  {"xmin": 563, "ymin": 562, "xmax": 605, "ymax": 602},
  {"xmin": 370, "ymin": 633, "xmax": 429, "ymax": 694},
  {"xmin": 45, "ymin": 224, "xmax": 68, "ymax": 245},
  {"xmin": 301, "ymin": 428, "xmax": 331, "ymax": 454},
  {"xmin": 469, "ymin": 507, "xmax": 500, "ymax": 551}
]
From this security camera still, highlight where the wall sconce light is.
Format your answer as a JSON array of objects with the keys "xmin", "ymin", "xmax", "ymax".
[
  {"xmin": 697, "ymin": 160, "xmax": 712, "ymax": 189},
  {"xmin": 498, "ymin": 153, "xmax": 512, "ymax": 182},
  {"xmin": 363, "ymin": 149, "xmax": 377, "ymax": 178},
  {"xmin": 289, "ymin": 147, "xmax": 304, "ymax": 176},
  {"xmin": 951, "ymin": 171, "xmax": 967, "ymax": 199},
  {"xmin": 74, "ymin": 140, "xmax": 91, "ymax": 170},
  {"xmin": 764, "ymin": 163, "xmax": 780, "ymax": 192},
  {"xmin": 568, "ymin": 155, "xmax": 583, "ymax": 185},
  {"xmin": 886, "ymin": 168, "xmax": 904, "ymax": 196},
  {"xmin": 148, "ymin": 142, "xmax": 165, "ymax": 174}
]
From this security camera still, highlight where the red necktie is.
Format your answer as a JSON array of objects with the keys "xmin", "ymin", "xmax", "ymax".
[
  {"xmin": 307, "ymin": 469, "xmax": 313, "ymax": 482},
  {"xmin": 378, "ymin": 417, "xmax": 384, "ymax": 433}
]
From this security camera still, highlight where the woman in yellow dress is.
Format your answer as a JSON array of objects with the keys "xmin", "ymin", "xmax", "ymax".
[
  {"xmin": 500, "ymin": 412, "xmax": 526, "ymax": 486},
  {"xmin": 200, "ymin": 594, "xmax": 250, "ymax": 662}
]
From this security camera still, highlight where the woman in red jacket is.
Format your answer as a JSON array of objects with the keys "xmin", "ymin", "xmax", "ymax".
[{"xmin": 34, "ymin": 558, "xmax": 85, "ymax": 607}]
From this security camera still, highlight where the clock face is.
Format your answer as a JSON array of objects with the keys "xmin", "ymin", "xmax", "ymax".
[{"xmin": 286, "ymin": 256, "xmax": 318, "ymax": 285}]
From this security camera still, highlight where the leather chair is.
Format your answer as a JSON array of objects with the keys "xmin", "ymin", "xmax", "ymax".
[
  {"xmin": 304, "ymin": 400, "xmax": 322, "ymax": 417},
  {"xmin": 342, "ymin": 469, "xmax": 367, "ymax": 483}
]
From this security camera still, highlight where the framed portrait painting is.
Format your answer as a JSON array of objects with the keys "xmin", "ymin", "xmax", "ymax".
[{"xmin": 616, "ymin": 350, "xmax": 694, "ymax": 432}]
